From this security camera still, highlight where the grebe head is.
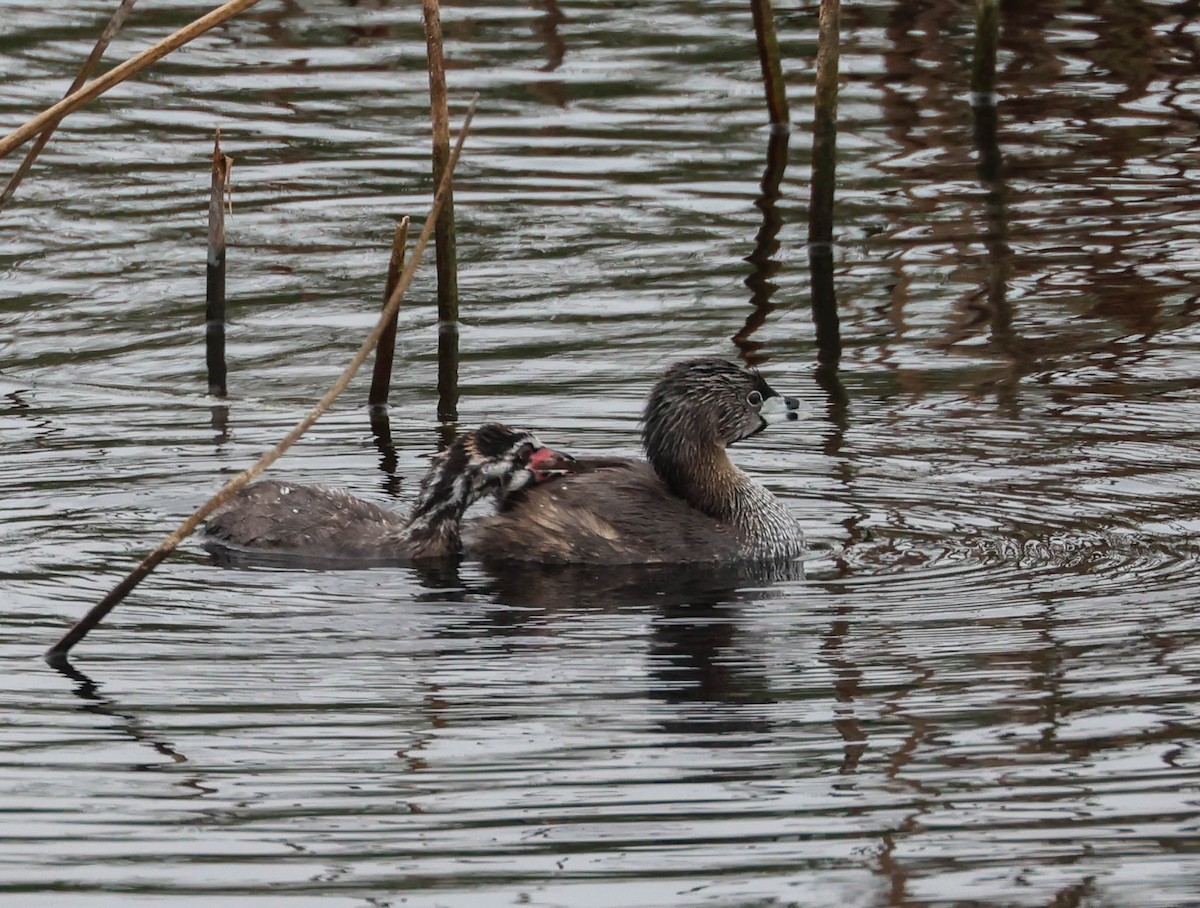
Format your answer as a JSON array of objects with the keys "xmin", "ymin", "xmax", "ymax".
[{"xmin": 642, "ymin": 357, "xmax": 804, "ymax": 457}]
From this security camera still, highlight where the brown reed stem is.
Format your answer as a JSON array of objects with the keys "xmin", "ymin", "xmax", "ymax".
[
  {"xmin": 437, "ymin": 319, "xmax": 459, "ymax": 426},
  {"xmin": 750, "ymin": 0, "xmax": 790, "ymax": 127},
  {"xmin": 0, "ymin": 0, "xmax": 139, "ymax": 209},
  {"xmin": 807, "ymin": 0, "xmax": 841, "ymax": 365},
  {"xmin": 369, "ymin": 217, "xmax": 410, "ymax": 410},
  {"xmin": 45, "ymin": 99, "xmax": 479, "ymax": 662},
  {"xmin": 971, "ymin": 0, "xmax": 1001, "ymax": 104},
  {"xmin": 206, "ymin": 129, "xmax": 232, "ymax": 398},
  {"xmin": 0, "ymin": 0, "xmax": 261, "ymax": 161},
  {"xmin": 807, "ymin": 0, "xmax": 839, "ymax": 248},
  {"xmin": 422, "ymin": 0, "xmax": 459, "ymax": 326}
]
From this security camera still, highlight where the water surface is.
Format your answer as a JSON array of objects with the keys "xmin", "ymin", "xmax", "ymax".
[{"xmin": 4, "ymin": 0, "xmax": 1200, "ymax": 905}]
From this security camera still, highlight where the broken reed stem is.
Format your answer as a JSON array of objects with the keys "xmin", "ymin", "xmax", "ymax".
[
  {"xmin": 45, "ymin": 99, "xmax": 479, "ymax": 662},
  {"xmin": 0, "ymin": 0, "xmax": 139, "ymax": 209},
  {"xmin": 807, "ymin": 0, "xmax": 839, "ymax": 248},
  {"xmin": 749, "ymin": 0, "xmax": 790, "ymax": 127},
  {"xmin": 0, "ymin": 0, "xmax": 261, "ymax": 161},
  {"xmin": 971, "ymin": 0, "xmax": 1000, "ymax": 105},
  {"xmin": 369, "ymin": 217, "xmax": 410, "ymax": 410},
  {"xmin": 206, "ymin": 129, "xmax": 232, "ymax": 398},
  {"xmin": 421, "ymin": 0, "xmax": 459, "ymax": 326}
]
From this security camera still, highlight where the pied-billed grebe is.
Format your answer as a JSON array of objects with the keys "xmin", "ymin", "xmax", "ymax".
[
  {"xmin": 204, "ymin": 424, "xmax": 574, "ymax": 561},
  {"xmin": 468, "ymin": 358, "xmax": 806, "ymax": 564}
]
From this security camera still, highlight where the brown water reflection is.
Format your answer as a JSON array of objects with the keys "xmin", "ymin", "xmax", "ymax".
[{"xmin": 4, "ymin": 0, "xmax": 1200, "ymax": 905}]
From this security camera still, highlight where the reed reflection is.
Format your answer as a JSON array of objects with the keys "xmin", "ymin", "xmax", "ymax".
[
  {"xmin": 808, "ymin": 0, "xmax": 843, "ymax": 378},
  {"xmin": 969, "ymin": 1, "xmax": 1024, "ymax": 413},
  {"xmin": 486, "ymin": 561, "xmax": 800, "ymax": 735},
  {"xmin": 734, "ymin": 128, "xmax": 789, "ymax": 369},
  {"xmin": 527, "ymin": 0, "xmax": 568, "ymax": 107},
  {"xmin": 369, "ymin": 408, "xmax": 402, "ymax": 498},
  {"xmin": 49, "ymin": 656, "xmax": 197, "ymax": 778}
]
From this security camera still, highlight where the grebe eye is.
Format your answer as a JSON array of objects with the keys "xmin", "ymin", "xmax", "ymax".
[{"xmin": 747, "ymin": 390, "xmax": 764, "ymax": 407}]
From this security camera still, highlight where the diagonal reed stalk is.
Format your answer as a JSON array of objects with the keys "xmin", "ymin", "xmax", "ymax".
[
  {"xmin": 0, "ymin": 0, "xmax": 139, "ymax": 209},
  {"xmin": 0, "ymin": 0, "xmax": 261, "ymax": 161},
  {"xmin": 45, "ymin": 99, "xmax": 479, "ymax": 663}
]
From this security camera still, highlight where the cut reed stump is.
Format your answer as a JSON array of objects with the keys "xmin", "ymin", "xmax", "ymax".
[{"xmin": 206, "ymin": 130, "xmax": 232, "ymax": 398}]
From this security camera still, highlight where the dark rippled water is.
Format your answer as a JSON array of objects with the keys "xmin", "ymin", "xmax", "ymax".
[{"xmin": 4, "ymin": 1, "xmax": 1200, "ymax": 905}]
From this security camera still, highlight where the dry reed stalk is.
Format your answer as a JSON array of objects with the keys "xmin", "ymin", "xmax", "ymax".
[
  {"xmin": 206, "ymin": 129, "xmax": 232, "ymax": 397},
  {"xmin": 0, "ymin": 0, "xmax": 139, "ymax": 209},
  {"xmin": 807, "ymin": 0, "xmax": 839, "ymax": 249},
  {"xmin": 807, "ymin": 0, "xmax": 841, "ymax": 363},
  {"xmin": 369, "ymin": 217, "xmax": 411, "ymax": 410},
  {"xmin": 45, "ymin": 100, "xmax": 478, "ymax": 662},
  {"xmin": 421, "ymin": 0, "xmax": 459, "ymax": 326},
  {"xmin": 750, "ymin": 0, "xmax": 790, "ymax": 127},
  {"xmin": 0, "ymin": 0, "xmax": 261, "ymax": 160}
]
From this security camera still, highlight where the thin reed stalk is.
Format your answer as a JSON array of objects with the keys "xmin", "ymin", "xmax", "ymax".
[
  {"xmin": 369, "ymin": 218, "xmax": 410, "ymax": 411},
  {"xmin": 0, "ymin": 0, "xmax": 138, "ymax": 209},
  {"xmin": 437, "ymin": 319, "xmax": 459, "ymax": 427},
  {"xmin": 206, "ymin": 130, "xmax": 232, "ymax": 398},
  {"xmin": 971, "ymin": 0, "xmax": 1001, "ymax": 106},
  {"xmin": 807, "ymin": 0, "xmax": 839, "ymax": 249},
  {"xmin": 807, "ymin": 0, "xmax": 841, "ymax": 364},
  {"xmin": 0, "ymin": 0, "xmax": 261, "ymax": 160},
  {"xmin": 750, "ymin": 0, "xmax": 790, "ymax": 127},
  {"xmin": 45, "ymin": 100, "xmax": 478, "ymax": 662},
  {"xmin": 422, "ymin": 0, "xmax": 459, "ymax": 326}
]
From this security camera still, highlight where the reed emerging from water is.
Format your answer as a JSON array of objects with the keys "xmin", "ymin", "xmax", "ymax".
[
  {"xmin": 206, "ymin": 130, "xmax": 232, "ymax": 398},
  {"xmin": 750, "ymin": 0, "xmax": 790, "ymax": 127},
  {"xmin": 45, "ymin": 101, "xmax": 479, "ymax": 663}
]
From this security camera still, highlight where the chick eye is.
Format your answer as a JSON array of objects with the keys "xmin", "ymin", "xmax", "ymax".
[{"xmin": 747, "ymin": 390, "xmax": 764, "ymax": 407}]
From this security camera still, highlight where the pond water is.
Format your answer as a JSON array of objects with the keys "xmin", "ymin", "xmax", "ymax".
[{"xmin": 4, "ymin": 0, "xmax": 1200, "ymax": 904}]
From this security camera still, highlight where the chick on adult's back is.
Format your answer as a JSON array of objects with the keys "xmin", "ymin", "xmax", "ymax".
[
  {"xmin": 467, "ymin": 358, "xmax": 806, "ymax": 564},
  {"xmin": 204, "ymin": 424, "xmax": 572, "ymax": 562}
]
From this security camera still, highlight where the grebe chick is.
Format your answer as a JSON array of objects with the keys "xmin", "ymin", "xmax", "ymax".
[{"xmin": 204, "ymin": 424, "xmax": 573, "ymax": 561}]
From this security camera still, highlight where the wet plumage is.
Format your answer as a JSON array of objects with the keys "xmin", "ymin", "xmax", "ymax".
[
  {"xmin": 468, "ymin": 358, "xmax": 806, "ymax": 564},
  {"xmin": 204, "ymin": 424, "xmax": 572, "ymax": 562}
]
